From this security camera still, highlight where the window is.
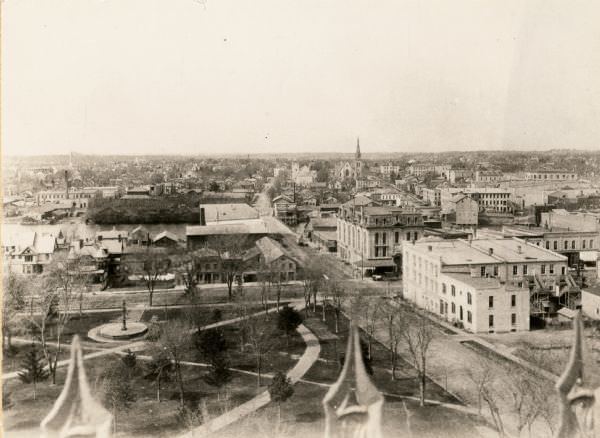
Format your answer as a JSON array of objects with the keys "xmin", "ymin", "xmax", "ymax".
[
  {"xmin": 406, "ymin": 232, "xmax": 411, "ymax": 241},
  {"xmin": 382, "ymin": 233, "xmax": 387, "ymax": 244},
  {"xmin": 480, "ymin": 266, "xmax": 486, "ymax": 277},
  {"xmin": 513, "ymin": 265, "xmax": 518, "ymax": 275},
  {"xmin": 572, "ymin": 240, "xmax": 576, "ymax": 249},
  {"xmin": 564, "ymin": 241, "xmax": 568, "ymax": 250},
  {"xmin": 511, "ymin": 314, "xmax": 517, "ymax": 325},
  {"xmin": 590, "ymin": 240, "xmax": 594, "ymax": 248},
  {"xmin": 511, "ymin": 295, "xmax": 516, "ymax": 307},
  {"xmin": 395, "ymin": 232, "xmax": 399, "ymax": 244},
  {"xmin": 493, "ymin": 266, "xmax": 498, "ymax": 276},
  {"xmin": 489, "ymin": 296, "xmax": 494, "ymax": 308},
  {"xmin": 451, "ymin": 285, "xmax": 456, "ymax": 296},
  {"xmin": 440, "ymin": 300, "xmax": 444, "ymax": 314},
  {"xmin": 24, "ymin": 255, "xmax": 33, "ymax": 262},
  {"xmin": 583, "ymin": 240, "xmax": 586, "ymax": 249},
  {"xmin": 562, "ymin": 266, "xmax": 566, "ymax": 275},
  {"xmin": 522, "ymin": 265, "xmax": 527, "ymax": 275},
  {"xmin": 550, "ymin": 264, "xmax": 554, "ymax": 274},
  {"xmin": 467, "ymin": 311, "xmax": 472, "ymax": 323},
  {"xmin": 375, "ymin": 233, "xmax": 379, "ymax": 244},
  {"xmin": 546, "ymin": 241, "xmax": 550, "ymax": 249},
  {"xmin": 467, "ymin": 292, "xmax": 472, "ymax": 305},
  {"xmin": 541, "ymin": 264, "xmax": 546, "ymax": 274},
  {"xmin": 451, "ymin": 303, "xmax": 455, "ymax": 313},
  {"xmin": 489, "ymin": 315, "xmax": 494, "ymax": 328},
  {"xmin": 554, "ymin": 241, "xmax": 558, "ymax": 250},
  {"xmin": 442, "ymin": 283, "xmax": 447, "ymax": 294}
]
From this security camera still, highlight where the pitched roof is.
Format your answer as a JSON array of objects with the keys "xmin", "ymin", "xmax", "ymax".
[
  {"xmin": 153, "ymin": 231, "xmax": 179, "ymax": 243},
  {"xmin": 255, "ymin": 237, "xmax": 286, "ymax": 264}
]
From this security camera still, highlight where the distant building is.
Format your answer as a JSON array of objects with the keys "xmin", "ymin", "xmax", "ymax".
[
  {"xmin": 152, "ymin": 231, "xmax": 180, "ymax": 248},
  {"xmin": 475, "ymin": 170, "xmax": 503, "ymax": 183},
  {"xmin": 379, "ymin": 163, "xmax": 402, "ymax": 175},
  {"xmin": 36, "ymin": 188, "xmax": 99, "ymax": 208},
  {"xmin": 337, "ymin": 201, "xmax": 424, "ymax": 276},
  {"xmin": 526, "ymin": 170, "xmax": 577, "ymax": 181},
  {"xmin": 272, "ymin": 195, "xmax": 297, "ymax": 226},
  {"xmin": 403, "ymin": 238, "xmax": 577, "ymax": 332},
  {"xmin": 451, "ymin": 195, "xmax": 478, "ymax": 226}
]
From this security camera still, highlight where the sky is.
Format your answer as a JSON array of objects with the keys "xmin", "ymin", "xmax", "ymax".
[{"xmin": 2, "ymin": 0, "xmax": 600, "ymax": 156}]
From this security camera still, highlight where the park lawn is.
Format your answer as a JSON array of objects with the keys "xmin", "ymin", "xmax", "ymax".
[
  {"xmin": 3, "ymin": 353, "xmax": 268, "ymax": 438},
  {"xmin": 137, "ymin": 311, "xmax": 306, "ymax": 378},
  {"xmin": 212, "ymin": 382, "xmax": 486, "ymax": 438}
]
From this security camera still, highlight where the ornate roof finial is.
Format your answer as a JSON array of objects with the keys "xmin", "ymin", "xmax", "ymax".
[
  {"xmin": 356, "ymin": 137, "xmax": 361, "ymax": 161},
  {"xmin": 555, "ymin": 311, "xmax": 600, "ymax": 438},
  {"xmin": 323, "ymin": 322, "xmax": 383, "ymax": 438},
  {"xmin": 41, "ymin": 335, "xmax": 113, "ymax": 438}
]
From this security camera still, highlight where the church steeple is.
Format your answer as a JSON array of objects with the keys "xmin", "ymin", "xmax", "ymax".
[{"xmin": 355, "ymin": 137, "xmax": 361, "ymax": 160}]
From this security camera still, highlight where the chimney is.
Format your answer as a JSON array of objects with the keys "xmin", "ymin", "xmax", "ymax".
[
  {"xmin": 79, "ymin": 239, "xmax": 83, "ymax": 249},
  {"xmin": 488, "ymin": 248, "xmax": 493, "ymax": 256},
  {"xmin": 65, "ymin": 170, "xmax": 70, "ymax": 199},
  {"xmin": 200, "ymin": 207, "xmax": 206, "ymax": 226},
  {"xmin": 517, "ymin": 245, "xmax": 522, "ymax": 254}
]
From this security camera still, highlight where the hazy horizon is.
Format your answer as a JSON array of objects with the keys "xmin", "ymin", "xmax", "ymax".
[{"xmin": 3, "ymin": 0, "xmax": 600, "ymax": 156}]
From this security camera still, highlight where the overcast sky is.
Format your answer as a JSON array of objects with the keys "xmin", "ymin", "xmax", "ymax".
[{"xmin": 2, "ymin": 0, "xmax": 600, "ymax": 156}]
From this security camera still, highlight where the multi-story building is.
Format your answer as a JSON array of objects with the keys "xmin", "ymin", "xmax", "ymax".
[
  {"xmin": 501, "ymin": 211, "xmax": 600, "ymax": 267},
  {"xmin": 451, "ymin": 195, "xmax": 478, "ymax": 226},
  {"xmin": 440, "ymin": 188, "xmax": 512, "ymax": 213},
  {"xmin": 449, "ymin": 169, "xmax": 473, "ymax": 184},
  {"xmin": 337, "ymin": 202, "xmax": 424, "ymax": 276},
  {"xmin": 421, "ymin": 188, "xmax": 441, "ymax": 207},
  {"xmin": 403, "ymin": 238, "xmax": 578, "ymax": 333},
  {"xmin": 3, "ymin": 231, "xmax": 57, "ymax": 274},
  {"xmin": 36, "ymin": 188, "xmax": 99, "ymax": 208},
  {"xmin": 272, "ymin": 195, "xmax": 298, "ymax": 226},
  {"xmin": 525, "ymin": 170, "xmax": 578, "ymax": 181},
  {"xmin": 379, "ymin": 163, "xmax": 402, "ymax": 175},
  {"xmin": 475, "ymin": 170, "xmax": 503, "ymax": 183}
]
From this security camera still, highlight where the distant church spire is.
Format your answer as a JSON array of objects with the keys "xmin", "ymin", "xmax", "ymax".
[{"xmin": 355, "ymin": 137, "xmax": 361, "ymax": 160}]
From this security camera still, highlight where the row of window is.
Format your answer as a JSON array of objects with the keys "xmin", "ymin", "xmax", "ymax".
[{"xmin": 545, "ymin": 240, "xmax": 594, "ymax": 250}]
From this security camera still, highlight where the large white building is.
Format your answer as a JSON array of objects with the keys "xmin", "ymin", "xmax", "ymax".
[
  {"xmin": 525, "ymin": 170, "xmax": 577, "ymax": 181},
  {"xmin": 403, "ymin": 238, "xmax": 576, "ymax": 333}
]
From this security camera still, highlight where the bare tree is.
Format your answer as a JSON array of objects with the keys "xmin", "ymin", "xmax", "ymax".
[
  {"xmin": 246, "ymin": 314, "xmax": 276, "ymax": 387},
  {"xmin": 352, "ymin": 295, "xmax": 381, "ymax": 360},
  {"xmin": 171, "ymin": 251, "xmax": 200, "ymax": 298},
  {"xmin": 328, "ymin": 278, "xmax": 345, "ymax": 334},
  {"xmin": 2, "ymin": 269, "xmax": 26, "ymax": 353},
  {"xmin": 208, "ymin": 235, "xmax": 250, "ymax": 301},
  {"xmin": 157, "ymin": 320, "xmax": 191, "ymax": 409},
  {"xmin": 140, "ymin": 247, "xmax": 172, "ymax": 307},
  {"xmin": 301, "ymin": 257, "xmax": 324, "ymax": 316},
  {"xmin": 28, "ymin": 255, "xmax": 80, "ymax": 384},
  {"xmin": 466, "ymin": 359, "xmax": 493, "ymax": 415},
  {"xmin": 401, "ymin": 313, "xmax": 433, "ymax": 406},
  {"xmin": 383, "ymin": 304, "xmax": 403, "ymax": 380}
]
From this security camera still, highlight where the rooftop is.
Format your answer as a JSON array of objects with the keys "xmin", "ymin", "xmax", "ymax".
[
  {"xmin": 443, "ymin": 272, "xmax": 525, "ymax": 291},
  {"xmin": 187, "ymin": 216, "xmax": 293, "ymax": 237},
  {"xmin": 203, "ymin": 203, "xmax": 259, "ymax": 223},
  {"xmin": 408, "ymin": 237, "xmax": 566, "ymax": 265}
]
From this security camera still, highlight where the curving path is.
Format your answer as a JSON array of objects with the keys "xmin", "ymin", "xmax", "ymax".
[{"xmin": 177, "ymin": 315, "xmax": 320, "ymax": 438}]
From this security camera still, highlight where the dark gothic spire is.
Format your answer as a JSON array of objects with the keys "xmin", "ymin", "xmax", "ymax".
[{"xmin": 355, "ymin": 137, "xmax": 361, "ymax": 160}]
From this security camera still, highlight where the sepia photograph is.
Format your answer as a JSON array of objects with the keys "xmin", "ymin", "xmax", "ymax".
[{"xmin": 2, "ymin": 1, "xmax": 600, "ymax": 437}]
